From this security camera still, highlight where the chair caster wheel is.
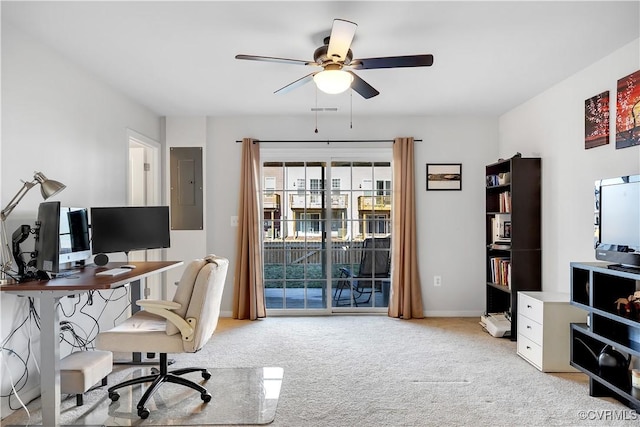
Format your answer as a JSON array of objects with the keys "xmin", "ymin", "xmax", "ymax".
[
  {"xmin": 109, "ymin": 391, "xmax": 120, "ymax": 402},
  {"xmin": 201, "ymin": 392, "xmax": 212, "ymax": 403},
  {"xmin": 138, "ymin": 407, "xmax": 150, "ymax": 419},
  {"xmin": 202, "ymin": 371, "xmax": 211, "ymax": 380}
]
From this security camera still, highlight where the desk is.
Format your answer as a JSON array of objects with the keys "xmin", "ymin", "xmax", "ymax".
[{"xmin": 0, "ymin": 260, "xmax": 183, "ymax": 426}]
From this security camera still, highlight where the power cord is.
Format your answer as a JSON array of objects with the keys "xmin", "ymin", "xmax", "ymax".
[
  {"xmin": 2, "ymin": 285, "xmax": 130, "ymax": 414},
  {"xmin": 1, "ymin": 351, "xmax": 30, "ymax": 418},
  {"xmin": 1, "ymin": 298, "xmax": 34, "ymax": 414}
]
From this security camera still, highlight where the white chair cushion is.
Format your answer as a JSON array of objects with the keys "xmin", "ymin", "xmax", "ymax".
[
  {"xmin": 182, "ymin": 256, "xmax": 228, "ymax": 352},
  {"xmin": 165, "ymin": 259, "xmax": 208, "ymax": 336},
  {"xmin": 96, "ymin": 310, "xmax": 184, "ymax": 354}
]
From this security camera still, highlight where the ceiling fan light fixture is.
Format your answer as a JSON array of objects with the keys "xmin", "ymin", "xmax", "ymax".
[{"xmin": 313, "ymin": 70, "xmax": 353, "ymax": 94}]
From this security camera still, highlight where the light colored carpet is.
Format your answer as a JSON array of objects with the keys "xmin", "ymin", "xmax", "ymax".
[{"xmin": 1, "ymin": 316, "xmax": 634, "ymax": 426}]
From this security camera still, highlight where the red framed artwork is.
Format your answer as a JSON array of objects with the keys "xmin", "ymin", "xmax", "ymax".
[
  {"xmin": 584, "ymin": 91, "xmax": 610, "ymax": 149},
  {"xmin": 616, "ymin": 69, "xmax": 640, "ymax": 149}
]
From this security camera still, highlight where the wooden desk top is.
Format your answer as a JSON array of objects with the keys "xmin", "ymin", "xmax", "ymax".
[{"xmin": 0, "ymin": 261, "xmax": 183, "ymax": 293}]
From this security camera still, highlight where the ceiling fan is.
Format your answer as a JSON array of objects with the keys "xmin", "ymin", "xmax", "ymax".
[{"xmin": 235, "ymin": 19, "xmax": 434, "ymax": 99}]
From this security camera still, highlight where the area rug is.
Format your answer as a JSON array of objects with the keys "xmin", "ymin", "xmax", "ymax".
[{"xmin": 3, "ymin": 367, "xmax": 283, "ymax": 426}]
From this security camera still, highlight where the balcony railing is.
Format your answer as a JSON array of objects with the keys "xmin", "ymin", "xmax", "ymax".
[
  {"xmin": 263, "ymin": 241, "xmax": 365, "ymax": 264},
  {"xmin": 358, "ymin": 195, "xmax": 391, "ymax": 211},
  {"xmin": 289, "ymin": 193, "xmax": 349, "ymax": 209},
  {"xmin": 263, "ymin": 193, "xmax": 280, "ymax": 209}
]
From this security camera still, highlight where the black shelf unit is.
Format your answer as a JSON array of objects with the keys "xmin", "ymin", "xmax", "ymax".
[
  {"xmin": 485, "ymin": 157, "xmax": 541, "ymax": 339},
  {"xmin": 570, "ymin": 262, "xmax": 640, "ymax": 410}
]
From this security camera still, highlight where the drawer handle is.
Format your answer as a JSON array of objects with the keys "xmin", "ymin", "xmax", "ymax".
[
  {"xmin": 526, "ymin": 346, "xmax": 531, "ymax": 350},
  {"xmin": 526, "ymin": 325, "xmax": 532, "ymax": 329},
  {"xmin": 527, "ymin": 304, "xmax": 532, "ymax": 308}
]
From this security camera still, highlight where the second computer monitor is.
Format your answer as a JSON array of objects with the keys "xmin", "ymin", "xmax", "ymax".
[
  {"xmin": 35, "ymin": 202, "xmax": 92, "ymax": 274},
  {"xmin": 90, "ymin": 206, "xmax": 171, "ymax": 255}
]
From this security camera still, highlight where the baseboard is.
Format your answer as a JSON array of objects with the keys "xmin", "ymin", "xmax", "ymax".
[
  {"xmin": 220, "ymin": 310, "xmax": 484, "ymax": 318},
  {"xmin": 423, "ymin": 310, "xmax": 484, "ymax": 317}
]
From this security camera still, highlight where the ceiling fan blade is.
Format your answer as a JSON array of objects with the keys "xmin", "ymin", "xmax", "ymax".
[
  {"xmin": 351, "ymin": 54, "xmax": 434, "ymax": 69},
  {"xmin": 327, "ymin": 19, "xmax": 357, "ymax": 63},
  {"xmin": 235, "ymin": 54, "xmax": 316, "ymax": 66},
  {"xmin": 348, "ymin": 71, "xmax": 379, "ymax": 99},
  {"xmin": 274, "ymin": 73, "xmax": 316, "ymax": 95}
]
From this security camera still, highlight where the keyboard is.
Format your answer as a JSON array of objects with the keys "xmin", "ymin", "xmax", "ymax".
[{"xmin": 96, "ymin": 268, "xmax": 131, "ymax": 277}]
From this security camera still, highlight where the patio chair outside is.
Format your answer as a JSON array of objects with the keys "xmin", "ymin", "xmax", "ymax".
[{"xmin": 333, "ymin": 236, "xmax": 391, "ymax": 306}]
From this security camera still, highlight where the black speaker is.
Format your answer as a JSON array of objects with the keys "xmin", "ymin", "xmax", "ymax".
[{"xmin": 94, "ymin": 253, "xmax": 109, "ymax": 266}]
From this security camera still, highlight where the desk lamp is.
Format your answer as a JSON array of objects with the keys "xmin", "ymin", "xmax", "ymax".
[{"xmin": 1, "ymin": 171, "xmax": 66, "ymax": 284}]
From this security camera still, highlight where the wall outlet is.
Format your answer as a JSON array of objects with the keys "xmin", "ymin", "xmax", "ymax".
[
  {"xmin": 230, "ymin": 216, "xmax": 239, "ymax": 227},
  {"xmin": 434, "ymin": 275, "xmax": 442, "ymax": 287}
]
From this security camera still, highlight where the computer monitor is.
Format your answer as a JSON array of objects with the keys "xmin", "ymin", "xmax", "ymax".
[
  {"xmin": 59, "ymin": 207, "xmax": 92, "ymax": 265},
  {"xmin": 35, "ymin": 202, "xmax": 92, "ymax": 274},
  {"xmin": 90, "ymin": 206, "xmax": 170, "ymax": 255}
]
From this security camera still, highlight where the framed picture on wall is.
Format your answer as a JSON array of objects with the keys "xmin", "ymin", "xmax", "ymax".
[
  {"xmin": 426, "ymin": 163, "xmax": 462, "ymax": 191},
  {"xmin": 584, "ymin": 90, "xmax": 610, "ymax": 149},
  {"xmin": 616, "ymin": 69, "xmax": 640, "ymax": 149}
]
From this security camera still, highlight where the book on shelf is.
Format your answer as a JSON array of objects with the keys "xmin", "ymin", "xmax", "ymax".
[
  {"xmin": 489, "ymin": 256, "xmax": 511, "ymax": 288},
  {"xmin": 499, "ymin": 191, "xmax": 511, "ymax": 213}
]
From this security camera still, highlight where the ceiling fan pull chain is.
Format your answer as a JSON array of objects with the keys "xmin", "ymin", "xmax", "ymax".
[
  {"xmin": 350, "ymin": 89, "xmax": 353, "ymax": 129},
  {"xmin": 314, "ymin": 86, "xmax": 319, "ymax": 133}
]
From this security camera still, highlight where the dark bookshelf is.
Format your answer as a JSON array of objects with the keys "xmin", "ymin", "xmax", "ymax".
[{"xmin": 485, "ymin": 157, "xmax": 541, "ymax": 339}]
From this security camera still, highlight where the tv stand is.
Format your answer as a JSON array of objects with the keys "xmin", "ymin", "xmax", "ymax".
[
  {"xmin": 570, "ymin": 262, "xmax": 640, "ymax": 411},
  {"xmin": 606, "ymin": 263, "xmax": 640, "ymax": 274}
]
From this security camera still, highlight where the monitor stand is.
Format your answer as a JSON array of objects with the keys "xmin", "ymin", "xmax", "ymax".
[{"xmin": 51, "ymin": 268, "xmax": 81, "ymax": 279}]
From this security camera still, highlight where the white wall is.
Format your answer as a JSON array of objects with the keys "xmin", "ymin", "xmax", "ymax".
[
  {"xmin": 499, "ymin": 38, "xmax": 640, "ymax": 293},
  {"xmin": 1, "ymin": 23, "xmax": 161, "ymax": 415},
  {"xmin": 206, "ymin": 115, "xmax": 498, "ymax": 316}
]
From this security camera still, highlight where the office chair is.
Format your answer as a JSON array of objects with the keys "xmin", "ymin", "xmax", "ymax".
[
  {"xmin": 333, "ymin": 237, "xmax": 391, "ymax": 306},
  {"xmin": 96, "ymin": 255, "xmax": 228, "ymax": 419}
]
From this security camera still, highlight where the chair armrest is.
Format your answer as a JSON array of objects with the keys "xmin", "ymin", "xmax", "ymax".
[
  {"xmin": 136, "ymin": 299, "xmax": 195, "ymax": 341},
  {"xmin": 137, "ymin": 299, "xmax": 181, "ymax": 310},
  {"xmin": 339, "ymin": 267, "xmax": 352, "ymax": 277}
]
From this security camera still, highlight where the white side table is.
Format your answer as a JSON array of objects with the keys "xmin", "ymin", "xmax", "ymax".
[{"xmin": 517, "ymin": 291, "xmax": 586, "ymax": 372}]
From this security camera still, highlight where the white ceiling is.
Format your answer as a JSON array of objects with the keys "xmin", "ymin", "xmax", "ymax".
[{"xmin": 3, "ymin": 1, "xmax": 639, "ymax": 117}]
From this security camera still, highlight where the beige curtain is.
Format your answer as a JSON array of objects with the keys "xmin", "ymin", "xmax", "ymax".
[
  {"xmin": 388, "ymin": 137, "xmax": 424, "ymax": 319},
  {"xmin": 232, "ymin": 138, "xmax": 266, "ymax": 320}
]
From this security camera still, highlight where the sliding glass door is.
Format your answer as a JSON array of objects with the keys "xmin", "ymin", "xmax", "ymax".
[
  {"xmin": 262, "ymin": 158, "xmax": 391, "ymax": 313},
  {"xmin": 329, "ymin": 162, "xmax": 391, "ymax": 310}
]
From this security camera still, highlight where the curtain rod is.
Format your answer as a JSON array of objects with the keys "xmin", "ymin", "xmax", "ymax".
[{"xmin": 235, "ymin": 139, "xmax": 422, "ymax": 143}]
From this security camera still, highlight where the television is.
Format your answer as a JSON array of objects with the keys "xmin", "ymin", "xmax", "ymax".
[
  {"xmin": 90, "ymin": 206, "xmax": 170, "ymax": 255},
  {"xmin": 34, "ymin": 202, "xmax": 92, "ymax": 274},
  {"xmin": 594, "ymin": 174, "xmax": 640, "ymax": 270}
]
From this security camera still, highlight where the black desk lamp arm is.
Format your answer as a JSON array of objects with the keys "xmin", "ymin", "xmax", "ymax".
[{"xmin": 12, "ymin": 225, "xmax": 32, "ymax": 277}]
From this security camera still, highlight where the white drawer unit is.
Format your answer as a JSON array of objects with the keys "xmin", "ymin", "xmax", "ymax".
[{"xmin": 517, "ymin": 291, "xmax": 586, "ymax": 372}]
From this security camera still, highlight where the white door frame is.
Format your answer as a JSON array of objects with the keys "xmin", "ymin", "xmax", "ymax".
[{"xmin": 126, "ymin": 129, "xmax": 163, "ymax": 299}]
